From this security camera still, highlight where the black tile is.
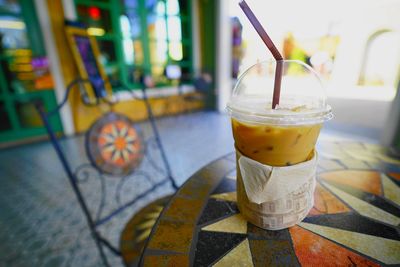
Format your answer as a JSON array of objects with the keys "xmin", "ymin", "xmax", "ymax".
[
  {"xmin": 302, "ymin": 212, "xmax": 400, "ymax": 241},
  {"xmin": 247, "ymin": 223, "xmax": 292, "ymax": 240},
  {"xmin": 324, "ymin": 180, "xmax": 400, "ymax": 217},
  {"xmin": 249, "ymin": 239, "xmax": 300, "ymax": 267},
  {"xmin": 198, "ymin": 198, "xmax": 239, "ymax": 226},
  {"xmin": 193, "ymin": 230, "xmax": 247, "ymax": 266},
  {"xmin": 386, "ymin": 173, "xmax": 400, "ymax": 187}
]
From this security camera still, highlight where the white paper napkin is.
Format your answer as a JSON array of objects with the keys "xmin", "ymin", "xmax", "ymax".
[{"xmin": 238, "ymin": 152, "xmax": 317, "ymax": 204}]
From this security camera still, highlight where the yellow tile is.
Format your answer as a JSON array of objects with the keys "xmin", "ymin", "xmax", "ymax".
[
  {"xmin": 339, "ymin": 159, "xmax": 371, "ymax": 169},
  {"xmin": 148, "ymin": 220, "xmax": 193, "ymax": 253},
  {"xmin": 144, "ymin": 211, "xmax": 163, "ymax": 220},
  {"xmin": 345, "ymin": 149, "xmax": 380, "ymax": 163},
  {"xmin": 318, "ymin": 143, "xmax": 344, "ymax": 160},
  {"xmin": 200, "ymin": 159, "xmax": 235, "ymax": 186},
  {"xmin": 202, "ymin": 214, "xmax": 247, "ymax": 234},
  {"xmin": 152, "ymin": 205, "xmax": 164, "ymax": 213},
  {"xmin": 179, "ymin": 179, "xmax": 211, "ymax": 199},
  {"xmin": 322, "ymin": 182, "xmax": 400, "ymax": 226},
  {"xmin": 381, "ymin": 174, "xmax": 400, "ymax": 206},
  {"xmin": 213, "ymin": 239, "xmax": 253, "ymax": 267},
  {"xmin": 363, "ymin": 143, "xmax": 383, "ymax": 152},
  {"xmin": 143, "ymin": 254, "xmax": 189, "ymax": 267},
  {"xmin": 137, "ymin": 219, "xmax": 158, "ymax": 230},
  {"xmin": 317, "ymin": 151, "xmax": 343, "ymax": 160},
  {"xmin": 343, "ymin": 144, "xmax": 400, "ymax": 165},
  {"xmin": 136, "ymin": 228, "xmax": 152, "ymax": 243},
  {"xmin": 211, "ymin": 192, "xmax": 237, "ymax": 202},
  {"xmin": 339, "ymin": 142, "xmax": 365, "ymax": 150},
  {"xmin": 299, "ymin": 222, "xmax": 400, "ymax": 265},
  {"xmin": 378, "ymin": 154, "xmax": 400, "ymax": 165},
  {"xmin": 318, "ymin": 159, "xmax": 345, "ymax": 171},
  {"xmin": 162, "ymin": 196, "xmax": 203, "ymax": 223}
]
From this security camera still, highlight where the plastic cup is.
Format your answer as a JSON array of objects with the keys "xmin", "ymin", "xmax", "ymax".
[
  {"xmin": 227, "ymin": 60, "xmax": 332, "ymax": 166},
  {"xmin": 227, "ymin": 60, "xmax": 333, "ymax": 230}
]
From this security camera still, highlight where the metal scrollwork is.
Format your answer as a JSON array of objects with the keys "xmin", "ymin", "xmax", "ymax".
[
  {"xmin": 74, "ymin": 163, "xmax": 107, "ymax": 222},
  {"xmin": 144, "ymin": 136, "xmax": 169, "ymax": 175},
  {"xmin": 71, "ymin": 132, "xmax": 172, "ymax": 227},
  {"xmin": 35, "ymin": 76, "xmax": 179, "ymax": 267}
]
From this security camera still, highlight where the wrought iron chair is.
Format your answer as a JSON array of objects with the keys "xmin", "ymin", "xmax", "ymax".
[{"xmin": 34, "ymin": 78, "xmax": 178, "ymax": 267}]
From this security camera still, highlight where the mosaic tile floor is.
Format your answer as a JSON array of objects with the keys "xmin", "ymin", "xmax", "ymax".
[{"xmin": 0, "ymin": 111, "xmax": 380, "ymax": 266}]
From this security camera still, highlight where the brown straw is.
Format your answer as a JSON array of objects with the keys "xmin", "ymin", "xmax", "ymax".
[
  {"xmin": 272, "ymin": 60, "xmax": 283, "ymax": 109},
  {"xmin": 239, "ymin": 0, "xmax": 283, "ymax": 108}
]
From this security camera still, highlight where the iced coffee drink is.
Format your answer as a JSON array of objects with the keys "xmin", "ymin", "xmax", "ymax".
[
  {"xmin": 227, "ymin": 60, "xmax": 333, "ymax": 230},
  {"xmin": 232, "ymin": 118, "xmax": 321, "ymax": 167}
]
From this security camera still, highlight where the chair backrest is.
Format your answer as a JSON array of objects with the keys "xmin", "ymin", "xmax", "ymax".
[
  {"xmin": 34, "ymin": 24, "xmax": 178, "ymax": 267},
  {"xmin": 35, "ymin": 78, "xmax": 178, "ymax": 267}
]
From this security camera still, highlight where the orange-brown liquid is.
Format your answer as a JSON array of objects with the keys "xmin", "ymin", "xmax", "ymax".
[{"xmin": 232, "ymin": 119, "xmax": 321, "ymax": 166}]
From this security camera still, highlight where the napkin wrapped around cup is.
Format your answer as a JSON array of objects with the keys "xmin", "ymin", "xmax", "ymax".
[{"xmin": 238, "ymin": 150, "xmax": 317, "ymax": 207}]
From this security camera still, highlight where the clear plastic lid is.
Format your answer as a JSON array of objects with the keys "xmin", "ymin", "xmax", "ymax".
[{"xmin": 227, "ymin": 60, "xmax": 333, "ymax": 125}]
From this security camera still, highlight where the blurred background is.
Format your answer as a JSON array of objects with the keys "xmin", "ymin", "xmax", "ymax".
[
  {"xmin": 226, "ymin": 0, "xmax": 400, "ymax": 144},
  {"xmin": 0, "ymin": 0, "xmax": 398, "ymax": 147}
]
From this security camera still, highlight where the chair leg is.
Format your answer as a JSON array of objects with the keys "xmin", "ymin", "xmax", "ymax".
[
  {"xmin": 36, "ymin": 103, "xmax": 113, "ymax": 266},
  {"xmin": 94, "ymin": 235, "xmax": 111, "ymax": 267},
  {"xmin": 141, "ymin": 87, "xmax": 179, "ymax": 190}
]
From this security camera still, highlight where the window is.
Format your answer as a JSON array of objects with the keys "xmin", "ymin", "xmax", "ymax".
[
  {"xmin": 359, "ymin": 30, "xmax": 400, "ymax": 87},
  {"xmin": 0, "ymin": 0, "xmax": 63, "ymax": 143},
  {"xmin": 75, "ymin": 0, "xmax": 193, "ymax": 90}
]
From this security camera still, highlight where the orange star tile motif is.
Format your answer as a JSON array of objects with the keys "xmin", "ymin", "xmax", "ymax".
[
  {"xmin": 289, "ymin": 225, "xmax": 380, "ymax": 267},
  {"xmin": 320, "ymin": 170, "xmax": 382, "ymax": 196},
  {"xmin": 309, "ymin": 183, "xmax": 350, "ymax": 216},
  {"xmin": 86, "ymin": 113, "xmax": 144, "ymax": 175}
]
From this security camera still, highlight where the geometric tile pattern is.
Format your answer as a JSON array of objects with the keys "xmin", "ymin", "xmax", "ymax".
[
  {"xmin": 389, "ymin": 172, "xmax": 400, "ymax": 182},
  {"xmin": 193, "ymin": 231, "xmax": 247, "ymax": 266},
  {"xmin": 321, "ymin": 178, "xmax": 400, "ymax": 218},
  {"xmin": 202, "ymin": 214, "xmax": 247, "ymax": 234},
  {"xmin": 298, "ymin": 222, "xmax": 400, "ymax": 265},
  {"xmin": 302, "ymin": 213, "xmax": 400, "ymax": 240},
  {"xmin": 308, "ymin": 183, "xmax": 350, "ymax": 216},
  {"xmin": 144, "ymin": 156, "xmax": 235, "ymax": 264},
  {"xmin": 211, "ymin": 192, "xmax": 237, "ymax": 202},
  {"xmin": 381, "ymin": 173, "xmax": 400, "ymax": 206},
  {"xmin": 320, "ymin": 170, "xmax": 383, "ymax": 195},
  {"xmin": 141, "ymin": 141, "xmax": 400, "ymax": 266},
  {"xmin": 290, "ymin": 225, "xmax": 381, "ymax": 267},
  {"xmin": 0, "ymin": 112, "xmax": 236, "ymax": 267},
  {"xmin": 120, "ymin": 196, "xmax": 171, "ymax": 266},
  {"xmin": 213, "ymin": 239, "xmax": 253, "ymax": 267},
  {"xmin": 321, "ymin": 181, "xmax": 400, "ymax": 226},
  {"xmin": 197, "ymin": 198, "xmax": 238, "ymax": 226},
  {"xmin": 1, "ymin": 112, "xmax": 399, "ymax": 267}
]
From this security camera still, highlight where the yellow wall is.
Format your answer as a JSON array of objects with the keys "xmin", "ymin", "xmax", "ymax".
[
  {"xmin": 73, "ymin": 93, "xmax": 204, "ymax": 133},
  {"xmin": 47, "ymin": 0, "xmax": 92, "ymax": 131}
]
